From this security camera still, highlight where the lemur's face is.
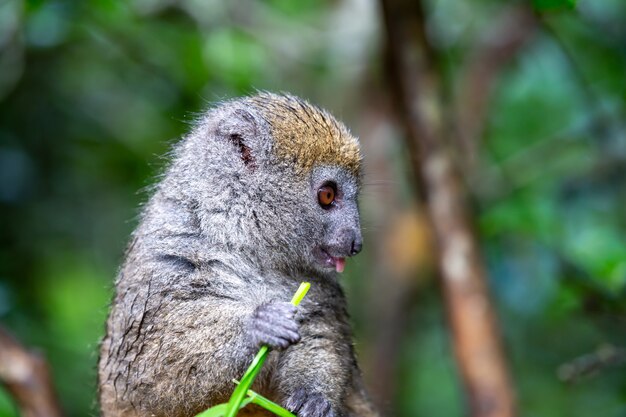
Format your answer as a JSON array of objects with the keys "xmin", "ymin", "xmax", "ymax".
[
  {"xmin": 308, "ymin": 166, "xmax": 362, "ymax": 273},
  {"xmin": 233, "ymin": 92, "xmax": 363, "ymax": 274}
]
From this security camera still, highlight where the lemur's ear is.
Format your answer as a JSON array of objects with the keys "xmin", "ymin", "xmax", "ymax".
[{"xmin": 216, "ymin": 108, "xmax": 259, "ymax": 170}]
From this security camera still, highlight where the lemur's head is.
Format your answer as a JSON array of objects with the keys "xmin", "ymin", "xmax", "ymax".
[{"xmin": 169, "ymin": 92, "xmax": 363, "ymax": 274}]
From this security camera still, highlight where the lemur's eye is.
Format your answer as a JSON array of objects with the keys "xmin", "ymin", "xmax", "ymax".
[{"xmin": 317, "ymin": 184, "xmax": 336, "ymax": 209}]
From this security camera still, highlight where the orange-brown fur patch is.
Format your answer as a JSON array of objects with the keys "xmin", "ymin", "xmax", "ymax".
[{"xmin": 248, "ymin": 93, "xmax": 361, "ymax": 176}]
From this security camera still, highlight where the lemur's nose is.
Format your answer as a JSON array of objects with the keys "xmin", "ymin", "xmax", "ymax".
[
  {"xmin": 350, "ymin": 236, "xmax": 362, "ymax": 256},
  {"xmin": 330, "ymin": 227, "xmax": 362, "ymax": 257}
]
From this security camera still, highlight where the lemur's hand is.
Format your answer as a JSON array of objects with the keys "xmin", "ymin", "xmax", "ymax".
[
  {"xmin": 248, "ymin": 301, "xmax": 300, "ymax": 350},
  {"xmin": 285, "ymin": 388, "xmax": 336, "ymax": 417}
]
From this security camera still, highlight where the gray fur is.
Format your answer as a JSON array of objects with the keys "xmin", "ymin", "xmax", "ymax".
[{"xmin": 98, "ymin": 94, "xmax": 379, "ymax": 417}]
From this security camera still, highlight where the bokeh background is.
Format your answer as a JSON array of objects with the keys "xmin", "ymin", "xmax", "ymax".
[{"xmin": 1, "ymin": 0, "xmax": 625, "ymax": 416}]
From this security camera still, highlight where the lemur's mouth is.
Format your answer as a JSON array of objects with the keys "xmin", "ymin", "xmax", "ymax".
[{"xmin": 315, "ymin": 248, "xmax": 346, "ymax": 273}]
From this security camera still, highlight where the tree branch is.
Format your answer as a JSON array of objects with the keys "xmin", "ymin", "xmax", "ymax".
[
  {"xmin": 455, "ymin": 4, "xmax": 538, "ymax": 170},
  {"xmin": 558, "ymin": 344, "xmax": 626, "ymax": 383},
  {"xmin": 0, "ymin": 327, "xmax": 64, "ymax": 417},
  {"xmin": 379, "ymin": 0, "xmax": 517, "ymax": 416}
]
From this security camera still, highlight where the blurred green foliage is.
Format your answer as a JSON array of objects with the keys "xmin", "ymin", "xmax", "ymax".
[{"xmin": 1, "ymin": 0, "xmax": 625, "ymax": 417}]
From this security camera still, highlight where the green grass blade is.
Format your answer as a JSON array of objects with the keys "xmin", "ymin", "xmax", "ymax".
[
  {"xmin": 230, "ymin": 380, "xmax": 296, "ymax": 417},
  {"xmin": 196, "ymin": 403, "xmax": 228, "ymax": 417},
  {"xmin": 195, "ymin": 397, "xmax": 253, "ymax": 417},
  {"xmin": 222, "ymin": 282, "xmax": 310, "ymax": 417},
  {"xmin": 238, "ymin": 385, "xmax": 295, "ymax": 417},
  {"xmin": 290, "ymin": 282, "xmax": 310, "ymax": 306},
  {"xmin": 223, "ymin": 346, "xmax": 269, "ymax": 417}
]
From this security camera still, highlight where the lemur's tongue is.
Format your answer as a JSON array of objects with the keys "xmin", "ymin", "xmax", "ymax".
[{"xmin": 335, "ymin": 257, "xmax": 346, "ymax": 273}]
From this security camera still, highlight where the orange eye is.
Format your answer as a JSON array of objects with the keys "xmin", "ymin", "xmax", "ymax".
[{"xmin": 318, "ymin": 185, "xmax": 336, "ymax": 208}]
